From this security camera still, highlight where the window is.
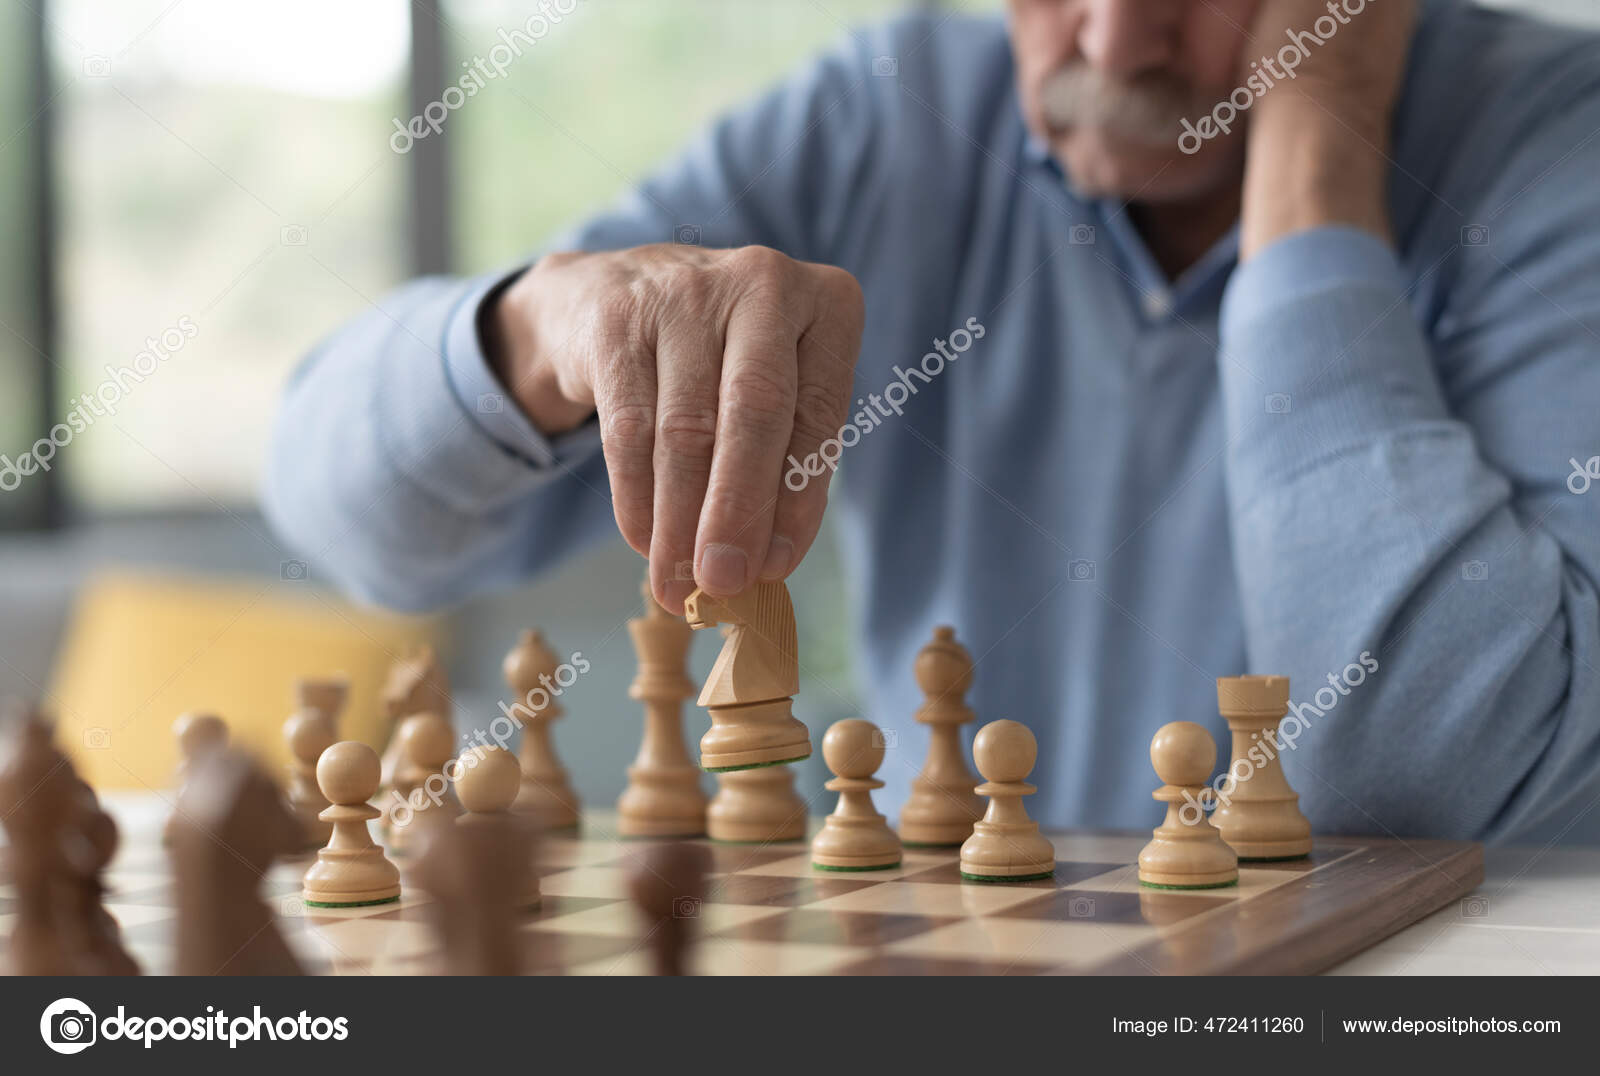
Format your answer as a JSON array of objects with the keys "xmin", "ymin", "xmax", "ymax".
[
  {"xmin": 48, "ymin": 0, "xmax": 410, "ymax": 510},
  {"xmin": 443, "ymin": 0, "xmax": 912, "ymax": 269},
  {"xmin": 0, "ymin": 2, "xmax": 51, "ymax": 528}
]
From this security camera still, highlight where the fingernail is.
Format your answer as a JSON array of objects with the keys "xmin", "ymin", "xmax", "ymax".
[
  {"xmin": 760, "ymin": 535, "xmax": 794, "ymax": 580},
  {"xmin": 698, "ymin": 544, "xmax": 748, "ymax": 594},
  {"xmin": 659, "ymin": 579, "xmax": 693, "ymax": 614}
]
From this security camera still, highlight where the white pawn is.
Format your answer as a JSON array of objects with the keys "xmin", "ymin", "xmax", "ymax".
[
  {"xmin": 388, "ymin": 712, "xmax": 459, "ymax": 856},
  {"xmin": 163, "ymin": 712, "xmax": 228, "ymax": 846},
  {"xmin": 959, "ymin": 720, "xmax": 1054, "ymax": 882},
  {"xmin": 1137, "ymin": 722, "xmax": 1238, "ymax": 890},
  {"xmin": 302, "ymin": 742, "xmax": 401, "ymax": 908},
  {"xmin": 454, "ymin": 746, "xmax": 540, "ymax": 910},
  {"xmin": 284, "ymin": 704, "xmax": 337, "ymax": 850},
  {"xmin": 811, "ymin": 720, "xmax": 901, "ymax": 871}
]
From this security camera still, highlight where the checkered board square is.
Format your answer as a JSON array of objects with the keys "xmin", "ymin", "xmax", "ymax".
[{"xmin": 0, "ymin": 809, "xmax": 1482, "ymax": 976}]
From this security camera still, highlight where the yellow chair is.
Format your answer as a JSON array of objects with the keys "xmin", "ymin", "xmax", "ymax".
[{"xmin": 48, "ymin": 571, "xmax": 439, "ymax": 793}]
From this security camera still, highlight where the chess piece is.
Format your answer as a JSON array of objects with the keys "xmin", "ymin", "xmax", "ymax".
[
  {"xmin": 387, "ymin": 711, "xmax": 459, "ymax": 856},
  {"xmin": 413, "ymin": 804, "xmax": 538, "ymax": 976},
  {"xmin": 898, "ymin": 626, "xmax": 984, "ymax": 846},
  {"xmin": 1138, "ymin": 722, "xmax": 1239, "ymax": 890},
  {"xmin": 0, "ymin": 709, "xmax": 90, "ymax": 975},
  {"xmin": 284, "ymin": 677, "xmax": 345, "ymax": 850},
  {"xmin": 504, "ymin": 630, "xmax": 581, "ymax": 829},
  {"xmin": 380, "ymin": 645, "xmax": 450, "ymax": 790},
  {"xmin": 625, "ymin": 842, "xmax": 711, "ymax": 976},
  {"xmin": 683, "ymin": 582, "xmax": 811, "ymax": 771},
  {"xmin": 63, "ymin": 780, "xmax": 140, "ymax": 976},
  {"xmin": 163, "ymin": 711, "xmax": 228, "ymax": 845},
  {"xmin": 0, "ymin": 707, "xmax": 140, "ymax": 976},
  {"xmin": 302, "ymin": 741, "xmax": 401, "ymax": 907},
  {"xmin": 171, "ymin": 750, "xmax": 305, "ymax": 975},
  {"xmin": 1210, "ymin": 676, "xmax": 1313, "ymax": 861},
  {"xmin": 453, "ymin": 746, "xmax": 540, "ymax": 909},
  {"xmin": 707, "ymin": 766, "xmax": 806, "ymax": 843},
  {"xmin": 618, "ymin": 578, "xmax": 708, "ymax": 837},
  {"xmin": 959, "ymin": 720, "xmax": 1055, "ymax": 882},
  {"xmin": 812, "ymin": 719, "xmax": 901, "ymax": 871}
]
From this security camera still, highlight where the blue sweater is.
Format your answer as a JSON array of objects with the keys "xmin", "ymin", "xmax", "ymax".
[{"xmin": 264, "ymin": 1, "xmax": 1600, "ymax": 843}]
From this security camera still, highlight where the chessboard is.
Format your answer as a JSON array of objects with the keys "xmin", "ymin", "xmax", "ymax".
[{"xmin": 22, "ymin": 797, "xmax": 1482, "ymax": 977}]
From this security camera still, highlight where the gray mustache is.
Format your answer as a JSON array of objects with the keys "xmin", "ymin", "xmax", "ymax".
[{"xmin": 1039, "ymin": 65, "xmax": 1214, "ymax": 145}]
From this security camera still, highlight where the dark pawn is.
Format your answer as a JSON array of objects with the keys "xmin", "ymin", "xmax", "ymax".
[
  {"xmin": 625, "ymin": 842, "xmax": 712, "ymax": 976},
  {"xmin": 412, "ymin": 812, "xmax": 540, "ymax": 975}
]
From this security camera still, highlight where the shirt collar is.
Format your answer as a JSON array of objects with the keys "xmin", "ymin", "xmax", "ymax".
[{"xmin": 1023, "ymin": 135, "xmax": 1240, "ymax": 312}]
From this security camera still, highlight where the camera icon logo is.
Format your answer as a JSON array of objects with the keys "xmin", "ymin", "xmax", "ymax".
[
  {"xmin": 872, "ymin": 728, "xmax": 898, "ymax": 750},
  {"xmin": 1067, "ymin": 896, "xmax": 1096, "ymax": 919},
  {"xmin": 871, "ymin": 56, "xmax": 898, "ymax": 78},
  {"xmin": 672, "ymin": 559, "xmax": 695, "ymax": 582},
  {"xmin": 1460, "ymin": 224, "xmax": 1489, "ymax": 247},
  {"xmin": 82, "ymin": 727, "xmax": 111, "ymax": 750},
  {"xmin": 280, "ymin": 558, "xmax": 308, "ymax": 581},
  {"xmin": 83, "ymin": 56, "xmax": 112, "ymax": 78},
  {"xmin": 477, "ymin": 392, "xmax": 505, "ymax": 414},
  {"xmin": 40, "ymin": 998, "xmax": 97, "ymax": 1055},
  {"xmin": 1460, "ymin": 895, "xmax": 1490, "ymax": 919},
  {"xmin": 673, "ymin": 896, "xmax": 701, "ymax": 919},
  {"xmin": 674, "ymin": 224, "xmax": 701, "ymax": 245},
  {"xmin": 1461, "ymin": 560, "xmax": 1489, "ymax": 582},
  {"xmin": 1068, "ymin": 224, "xmax": 1095, "ymax": 245},
  {"xmin": 280, "ymin": 224, "xmax": 308, "ymax": 246},
  {"xmin": 1068, "ymin": 558, "xmax": 1095, "ymax": 582},
  {"xmin": 1264, "ymin": 393, "xmax": 1292, "ymax": 414}
]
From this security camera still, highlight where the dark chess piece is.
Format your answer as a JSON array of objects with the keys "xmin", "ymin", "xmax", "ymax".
[
  {"xmin": 625, "ymin": 841, "xmax": 712, "ymax": 976},
  {"xmin": 169, "ymin": 749, "xmax": 306, "ymax": 975}
]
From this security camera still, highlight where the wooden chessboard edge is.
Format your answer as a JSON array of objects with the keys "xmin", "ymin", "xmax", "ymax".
[{"xmin": 1086, "ymin": 838, "xmax": 1484, "ymax": 976}]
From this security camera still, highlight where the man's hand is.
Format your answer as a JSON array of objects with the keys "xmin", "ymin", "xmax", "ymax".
[
  {"xmin": 489, "ymin": 243, "xmax": 864, "ymax": 613},
  {"xmin": 1239, "ymin": 0, "xmax": 1419, "ymax": 259}
]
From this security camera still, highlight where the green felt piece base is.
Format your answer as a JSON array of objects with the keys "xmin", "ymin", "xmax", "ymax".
[
  {"xmin": 960, "ymin": 870, "xmax": 1055, "ymax": 883},
  {"xmin": 1237, "ymin": 853, "xmax": 1310, "ymax": 863},
  {"xmin": 702, "ymin": 755, "xmax": 808, "ymax": 774},
  {"xmin": 303, "ymin": 895, "xmax": 401, "ymax": 909},
  {"xmin": 1138, "ymin": 878, "xmax": 1240, "ymax": 890},
  {"xmin": 813, "ymin": 861, "xmax": 900, "ymax": 872}
]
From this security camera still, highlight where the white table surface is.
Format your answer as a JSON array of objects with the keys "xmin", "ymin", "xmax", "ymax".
[{"xmin": 1326, "ymin": 843, "xmax": 1600, "ymax": 975}]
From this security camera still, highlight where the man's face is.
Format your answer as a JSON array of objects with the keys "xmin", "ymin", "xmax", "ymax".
[{"xmin": 1007, "ymin": 0, "xmax": 1261, "ymax": 202}]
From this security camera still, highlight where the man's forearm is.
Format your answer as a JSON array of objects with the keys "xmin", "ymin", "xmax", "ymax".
[
  {"xmin": 262, "ymin": 273, "xmax": 613, "ymax": 610},
  {"xmin": 1216, "ymin": 229, "xmax": 1598, "ymax": 841},
  {"xmin": 484, "ymin": 254, "xmax": 602, "ymax": 438},
  {"xmin": 1240, "ymin": 113, "xmax": 1391, "ymax": 259},
  {"xmin": 1238, "ymin": 0, "xmax": 1415, "ymax": 260}
]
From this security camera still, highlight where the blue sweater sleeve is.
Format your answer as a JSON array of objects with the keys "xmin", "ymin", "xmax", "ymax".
[
  {"xmin": 262, "ymin": 29, "xmax": 888, "ymax": 611},
  {"xmin": 1217, "ymin": 96, "xmax": 1600, "ymax": 841}
]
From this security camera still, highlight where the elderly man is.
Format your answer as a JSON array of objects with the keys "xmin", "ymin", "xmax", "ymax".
[{"xmin": 266, "ymin": 0, "xmax": 1600, "ymax": 843}]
